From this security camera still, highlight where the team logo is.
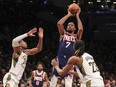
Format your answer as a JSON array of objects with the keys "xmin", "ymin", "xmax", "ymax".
[
  {"xmin": 5, "ymin": 83, "xmax": 10, "ymax": 87},
  {"xmin": 6, "ymin": 74, "xmax": 11, "ymax": 81},
  {"xmin": 86, "ymin": 80, "xmax": 91, "ymax": 87}
]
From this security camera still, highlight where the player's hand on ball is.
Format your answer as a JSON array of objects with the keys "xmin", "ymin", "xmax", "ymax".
[
  {"xmin": 68, "ymin": 11, "xmax": 74, "ymax": 16},
  {"xmin": 68, "ymin": 3, "xmax": 80, "ymax": 16},
  {"xmin": 76, "ymin": 8, "xmax": 81, "ymax": 16}
]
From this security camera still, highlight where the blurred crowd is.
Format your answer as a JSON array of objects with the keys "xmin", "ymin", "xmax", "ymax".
[{"xmin": 0, "ymin": 1, "xmax": 116, "ymax": 87}]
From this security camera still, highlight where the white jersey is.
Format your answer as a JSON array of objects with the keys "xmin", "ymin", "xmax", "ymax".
[
  {"xmin": 76, "ymin": 53, "xmax": 104, "ymax": 87},
  {"xmin": 9, "ymin": 52, "xmax": 28, "ymax": 83}
]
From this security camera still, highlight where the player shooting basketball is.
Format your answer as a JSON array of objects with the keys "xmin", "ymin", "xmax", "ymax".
[{"xmin": 50, "ymin": 3, "xmax": 83, "ymax": 87}]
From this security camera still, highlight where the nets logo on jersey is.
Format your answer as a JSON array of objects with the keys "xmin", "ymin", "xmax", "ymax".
[
  {"xmin": 34, "ymin": 77, "xmax": 43, "ymax": 81},
  {"xmin": 63, "ymin": 34, "xmax": 76, "ymax": 42}
]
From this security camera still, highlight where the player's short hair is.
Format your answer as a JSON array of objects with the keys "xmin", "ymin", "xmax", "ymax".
[
  {"xmin": 74, "ymin": 40, "xmax": 85, "ymax": 56},
  {"xmin": 37, "ymin": 62, "xmax": 44, "ymax": 67},
  {"xmin": 68, "ymin": 22, "xmax": 76, "ymax": 28}
]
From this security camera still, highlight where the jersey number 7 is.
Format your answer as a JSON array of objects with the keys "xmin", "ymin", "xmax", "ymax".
[{"xmin": 66, "ymin": 42, "xmax": 71, "ymax": 48}]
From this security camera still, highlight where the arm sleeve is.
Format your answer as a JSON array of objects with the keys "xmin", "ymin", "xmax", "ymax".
[{"xmin": 12, "ymin": 33, "xmax": 28, "ymax": 47}]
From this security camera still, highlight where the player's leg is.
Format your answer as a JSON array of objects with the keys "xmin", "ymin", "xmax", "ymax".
[
  {"xmin": 64, "ymin": 75, "xmax": 73, "ymax": 87},
  {"xmin": 50, "ymin": 67, "xmax": 58, "ymax": 87},
  {"xmin": 50, "ymin": 75, "xmax": 58, "ymax": 87}
]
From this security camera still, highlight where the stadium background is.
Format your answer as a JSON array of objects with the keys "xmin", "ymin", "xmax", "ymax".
[{"xmin": 0, "ymin": 0, "xmax": 116, "ymax": 86}]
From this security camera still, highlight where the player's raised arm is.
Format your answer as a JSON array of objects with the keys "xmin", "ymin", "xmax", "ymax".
[
  {"xmin": 76, "ymin": 9, "xmax": 83, "ymax": 40},
  {"xmin": 12, "ymin": 28, "xmax": 37, "ymax": 54},
  {"xmin": 57, "ymin": 12, "xmax": 73, "ymax": 36},
  {"xmin": 25, "ymin": 27, "xmax": 43, "ymax": 55}
]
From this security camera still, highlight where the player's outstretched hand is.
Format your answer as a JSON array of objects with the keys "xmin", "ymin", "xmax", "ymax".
[
  {"xmin": 38, "ymin": 27, "xmax": 44, "ymax": 38},
  {"xmin": 27, "ymin": 27, "xmax": 37, "ymax": 37}
]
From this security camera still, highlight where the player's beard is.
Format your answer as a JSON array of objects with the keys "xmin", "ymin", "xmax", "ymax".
[{"xmin": 67, "ymin": 28, "xmax": 73, "ymax": 33}]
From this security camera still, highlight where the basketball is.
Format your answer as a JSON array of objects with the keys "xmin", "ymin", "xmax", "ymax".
[{"xmin": 68, "ymin": 3, "xmax": 80, "ymax": 15}]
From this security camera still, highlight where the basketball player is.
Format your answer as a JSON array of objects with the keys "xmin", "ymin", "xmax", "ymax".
[
  {"xmin": 3, "ymin": 27, "xmax": 44, "ymax": 87},
  {"xmin": 29, "ymin": 62, "xmax": 49, "ymax": 87},
  {"xmin": 50, "ymin": 7, "xmax": 83, "ymax": 87},
  {"xmin": 52, "ymin": 40, "xmax": 105, "ymax": 87}
]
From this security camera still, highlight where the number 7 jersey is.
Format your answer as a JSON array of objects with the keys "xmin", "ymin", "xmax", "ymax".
[{"xmin": 56, "ymin": 32, "xmax": 77, "ymax": 67}]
